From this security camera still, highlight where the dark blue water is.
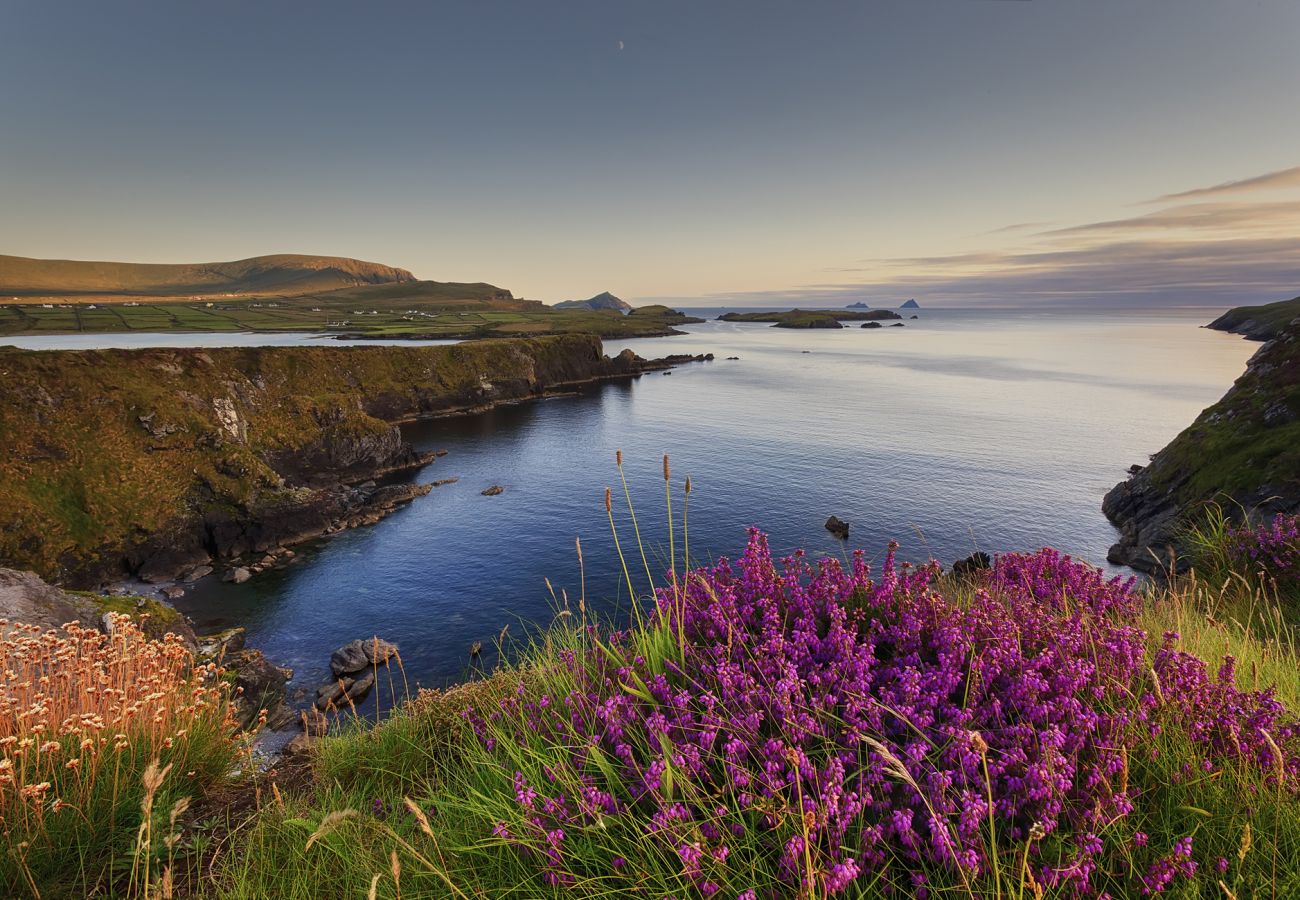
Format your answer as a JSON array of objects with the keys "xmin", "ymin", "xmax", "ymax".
[{"xmin": 170, "ymin": 309, "xmax": 1253, "ymax": 702}]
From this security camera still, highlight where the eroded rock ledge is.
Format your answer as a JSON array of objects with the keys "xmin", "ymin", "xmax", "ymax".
[{"xmin": 0, "ymin": 335, "xmax": 708, "ymax": 586}]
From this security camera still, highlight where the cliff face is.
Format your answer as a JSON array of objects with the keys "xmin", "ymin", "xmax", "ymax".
[
  {"xmin": 0, "ymin": 335, "xmax": 660, "ymax": 586},
  {"xmin": 1103, "ymin": 311, "xmax": 1300, "ymax": 573}
]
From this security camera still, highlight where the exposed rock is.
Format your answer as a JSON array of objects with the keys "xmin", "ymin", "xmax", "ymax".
[
  {"xmin": 225, "ymin": 566, "xmax": 253, "ymax": 584},
  {"xmin": 315, "ymin": 678, "xmax": 351, "ymax": 710},
  {"xmin": 825, "ymin": 516, "xmax": 850, "ymax": 540},
  {"xmin": 951, "ymin": 552, "xmax": 992, "ymax": 576},
  {"xmin": 862, "ymin": 322, "xmax": 883, "ymax": 329},
  {"xmin": 0, "ymin": 567, "xmax": 99, "ymax": 633},
  {"xmin": 227, "ymin": 649, "xmax": 292, "ymax": 729},
  {"xmin": 346, "ymin": 669, "xmax": 376, "ymax": 702},
  {"xmin": 196, "ymin": 626, "xmax": 246, "ymax": 659},
  {"xmin": 432, "ymin": 478, "xmax": 460, "ymax": 487},
  {"xmin": 160, "ymin": 585, "xmax": 185, "ymax": 600},
  {"xmin": 282, "ymin": 732, "xmax": 320, "ymax": 758},
  {"xmin": 330, "ymin": 636, "xmax": 399, "ymax": 677},
  {"xmin": 890, "ymin": 323, "xmax": 905, "ymax": 328},
  {"xmin": 181, "ymin": 564, "xmax": 215, "ymax": 581},
  {"xmin": 481, "ymin": 484, "xmax": 505, "ymax": 496}
]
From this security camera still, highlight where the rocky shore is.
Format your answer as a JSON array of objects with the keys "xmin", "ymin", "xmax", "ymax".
[
  {"xmin": 1103, "ymin": 302, "xmax": 1300, "ymax": 573},
  {"xmin": 0, "ymin": 336, "xmax": 710, "ymax": 587}
]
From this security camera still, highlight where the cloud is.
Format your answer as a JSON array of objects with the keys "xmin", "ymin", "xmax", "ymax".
[
  {"xmin": 983, "ymin": 221, "xmax": 1054, "ymax": 235},
  {"xmin": 1151, "ymin": 165, "xmax": 1300, "ymax": 202},
  {"xmin": 1041, "ymin": 201, "xmax": 1300, "ymax": 238},
  {"xmin": 648, "ymin": 163, "xmax": 1300, "ymax": 309},
  {"xmin": 669, "ymin": 236, "xmax": 1300, "ymax": 309}
]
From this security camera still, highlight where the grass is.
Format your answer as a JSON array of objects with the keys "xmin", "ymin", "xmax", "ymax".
[
  {"xmin": 0, "ymin": 281, "xmax": 692, "ymax": 341},
  {"xmin": 209, "ymin": 470, "xmax": 1300, "ymax": 900}
]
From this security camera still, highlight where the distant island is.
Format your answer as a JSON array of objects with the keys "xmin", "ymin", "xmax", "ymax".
[
  {"xmin": 0, "ymin": 255, "xmax": 699, "ymax": 341},
  {"xmin": 552, "ymin": 291, "xmax": 634, "ymax": 313},
  {"xmin": 846, "ymin": 301, "xmax": 870, "ymax": 309},
  {"xmin": 719, "ymin": 308, "xmax": 901, "ymax": 329},
  {"xmin": 901, "ymin": 298, "xmax": 920, "ymax": 309}
]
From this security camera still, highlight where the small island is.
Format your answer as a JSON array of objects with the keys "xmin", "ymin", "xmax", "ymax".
[{"xmin": 718, "ymin": 308, "xmax": 902, "ymax": 329}]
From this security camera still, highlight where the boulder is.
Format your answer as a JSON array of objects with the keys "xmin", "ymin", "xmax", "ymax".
[
  {"xmin": 330, "ymin": 637, "xmax": 399, "ymax": 677},
  {"xmin": 282, "ymin": 732, "xmax": 320, "ymax": 759},
  {"xmin": 160, "ymin": 585, "xmax": 185, "ymax": 600},
  {"xmin": 952, "ymin": 552, "xmax": 992, "ymax": 576},
  {"xmin": 861, "ymin": 321, "xmax": 883, "ymax": 329},
  {"xmin": 224, "ymin": 566, "xmax": 252, "ymax": 584},
  {"xmin": 345, "ymin": 669, "xmax": 376, "ymax": 702},
  {"xmin": 0, "ymin": 568, "xmax": 99, "ymax": 634},
  {"xmin": 226, "ymin": 648, "xmax": 292, "ymax": 729},
  {"xmin": 825, "ymin": 516, "xmax": 850, "ymax": 540},
  {"xmin": 481, "ymin": 484, "xmax": 505, "ymax": 496}
]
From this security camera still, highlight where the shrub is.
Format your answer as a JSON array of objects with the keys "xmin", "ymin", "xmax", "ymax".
[{"xmin": 459, "ymin": 532, "xmax": 1299, "ymax": 897}]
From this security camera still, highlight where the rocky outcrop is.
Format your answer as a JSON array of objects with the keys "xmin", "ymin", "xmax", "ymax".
[
  {"xmin": 1207, "ymin": 295, "xmax": 1299, "ymax": 342},
  {"xmin": 554, "ymin": 291, "xmax": 633, "ymax": 313},
  {"xmin": 1104, "ymin": 309, "xmax": 1300, "ymax": 574},
  {"xmin": 825, "ymin": 516, "xmax": 850, "ymax": 540},
  {"xmin": 0, "ymin": 567, "xmax": 100, "ymax": 633},
  {"xmin": 0, "ymin": 336, "xmax": 698, "ymax": 587}
]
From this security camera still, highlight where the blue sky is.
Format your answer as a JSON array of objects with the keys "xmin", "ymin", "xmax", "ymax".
[{"xmin": 3, "ymin": 0, "xmax": 1299, "ymax": 306}]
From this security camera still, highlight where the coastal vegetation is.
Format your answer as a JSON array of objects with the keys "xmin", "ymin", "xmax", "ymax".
[
  {"xmin": 0, "ymin": 336, "xmax": 690, "ymax": 585},
  {"xmin": 0, "ymin": 255, "xmax": 696, "ymax": 340},
  {"xmin": 1105, "ymin": 298, "xmax": 1300, "ymax": 573},
  {"xmin": 5, "ymin": 487, "xmax": 1298, "ymax": 898}
]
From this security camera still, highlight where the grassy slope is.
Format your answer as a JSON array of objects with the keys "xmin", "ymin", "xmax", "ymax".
[
  {"xmin": 0, "ymin": 336, "xmax": 613, "ymax": 582},
  {"xmin": 215, "ymin": 566, "xmax": 1300, "ymax": 900},
  {"xmin": 1208, "ymin": 294, "xmax": 1300, "ymax": 340},
  {"xmin": 0, "ymin": 253, "xmax": 415, "ymax": 299}
]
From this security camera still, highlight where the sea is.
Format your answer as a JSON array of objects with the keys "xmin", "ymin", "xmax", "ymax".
[{"xmin": 3, "ymin": 308, "xmax": 1257, "ymax": 704}]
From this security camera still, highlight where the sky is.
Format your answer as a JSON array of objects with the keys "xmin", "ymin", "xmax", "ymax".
[{"xmin": 2, "ymin": 0, "xmax": 1299, "ymax": 307}]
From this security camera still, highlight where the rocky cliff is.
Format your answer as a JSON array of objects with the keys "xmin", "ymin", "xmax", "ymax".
[
  {"xmin": 1103, "ymin": 306, "xmax": 1300, "ymax": 573},
  {"xmin": 0, "ymin": 335, "xmax": 676, "ymax": 586}
]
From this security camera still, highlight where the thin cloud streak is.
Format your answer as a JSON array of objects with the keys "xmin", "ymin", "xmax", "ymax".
[
  {"xmin": 1152, "ymin": 165, "xmax": 1300, "ymax": 202},
  {"xmin": 664, "ymin": 165, "xmax": 1300, "ymax": 309},
  {"xmin": 669, "ymin": 236, "xmax": 1300, "ymax": 309}
]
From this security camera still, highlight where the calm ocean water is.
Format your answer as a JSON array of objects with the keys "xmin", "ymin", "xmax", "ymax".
[{"xmin": 51, "ymin": 308, "xmax": 1252, "ymax": 701}]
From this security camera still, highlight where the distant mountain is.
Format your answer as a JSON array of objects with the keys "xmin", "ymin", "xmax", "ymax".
[
  {"xmin": 900, "ymin": 299, "xmax": 920, "ymax": 309},
  {"xmin": 846, "ymin": 301, "xmax": 870, "ymax": 309},
  {"xmin": 0, "ymin": 253, "xmax": 416, "ymax": 300},
  {"xmin": 553, "ymin": 291, "xmax": 634, "ymax": 313}
]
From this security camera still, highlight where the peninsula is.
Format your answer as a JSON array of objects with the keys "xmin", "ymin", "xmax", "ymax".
[
  {"xmin": 1104, "ymin": 294, "xmax": 1300, "ymax": 572},
  {"xmin": 0, "ymin": 335, "xmax": 708, "ymax": 586},
  {"xmin": 0, "ymin": 254, "xmax": 697, "ymax": 341}
]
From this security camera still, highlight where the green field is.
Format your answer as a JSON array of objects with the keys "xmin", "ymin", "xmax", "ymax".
[{"xmin": 0, "ymin": 282, "xmax": 696, "ymax": 341}]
